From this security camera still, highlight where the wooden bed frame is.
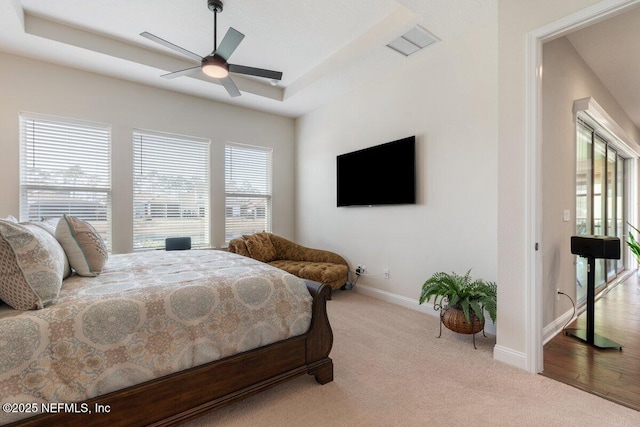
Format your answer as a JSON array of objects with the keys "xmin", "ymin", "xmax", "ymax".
[{"xmin": 8, "ymin": 280, "xmax": 333, "ymax": 427}]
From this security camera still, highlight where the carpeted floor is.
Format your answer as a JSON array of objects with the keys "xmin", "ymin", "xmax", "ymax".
[{"xmin": 183, "ymin": 290, "xmax": 640, "ymax": 426}]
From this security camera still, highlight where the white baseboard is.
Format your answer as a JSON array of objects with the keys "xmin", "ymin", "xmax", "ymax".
[
  {"xmin": 493, "ymin": 345, "xmax": 528, "ymax": 370},
  {"xmin": 353, "ymin": 284, "xmax": 496, "ymax": 336},
  {"xmin": 542, "ymin": 307, "xmax": 575, "ymax": 345}
]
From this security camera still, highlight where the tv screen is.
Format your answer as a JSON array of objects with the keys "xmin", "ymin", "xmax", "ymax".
[{"xmin": 337, "ymin": 136, "xmax": 416, "ymax": 207}]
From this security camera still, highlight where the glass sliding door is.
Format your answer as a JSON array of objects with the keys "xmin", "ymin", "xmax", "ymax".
[
  {"xmin": 617, "ymin": 154, "xmax": 625, "ymax": 274},
  {"xmin": 605, "ymin": 145, "xmax": 617, "ymax": 280},
  {"xmin": 575, "ymin": 120, "xmax": 627, "ymax": 304},
  {"xmin": 575, "ymin": 122, "xmax": 592, "ymax": 303},
  {"xmin": 592, "ymin": 136, "xmax": 606, "ymax": 237},
  {"xmin": 593, "ymin": 136, "xmax": 607, "ymax": 291}
]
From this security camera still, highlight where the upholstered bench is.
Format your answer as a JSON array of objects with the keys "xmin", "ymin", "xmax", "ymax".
[{"xmin": 228, "ymin": 232, "xmax": 349, "ymax": 290}]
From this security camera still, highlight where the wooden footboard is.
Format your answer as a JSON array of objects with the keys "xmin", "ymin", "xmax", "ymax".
[{"xmin": 7, "ymin": 281, "xmax": 333, "ymax": 427}]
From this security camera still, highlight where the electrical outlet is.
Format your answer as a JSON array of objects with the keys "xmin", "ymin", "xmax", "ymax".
[
  {"xmin": 361, "ymin": 265, "xmax": 366, "ymax": 274},
  {"xmin": 556, "ymin": 288, "xmax": 561, "ymax": 301},
  {"xmin": 384, "ymin": 268, "xmax": 389, "ymax": 279}
]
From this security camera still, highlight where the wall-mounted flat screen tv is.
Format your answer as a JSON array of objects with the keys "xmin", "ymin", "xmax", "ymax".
[{"xmin": 337, "ymin": 136, "xmax": 416, "ymax": 207}]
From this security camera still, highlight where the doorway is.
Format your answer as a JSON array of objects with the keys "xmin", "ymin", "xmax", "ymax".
[{"xmin": 527, "ymin": 0, "xmax": 640, "ymax": 374}]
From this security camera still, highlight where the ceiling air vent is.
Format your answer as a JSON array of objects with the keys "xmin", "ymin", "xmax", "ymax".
[{"xmin": 386, "ymin": 25, "xmax": 438, "ymax": 56}]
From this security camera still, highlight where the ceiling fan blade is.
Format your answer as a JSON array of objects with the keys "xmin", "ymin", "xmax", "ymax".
[
  {"xmin": 140, "ymin": 31, "xmax": 203, "ymax": 62},
  {"xmin": 214, "ymin": 27, "xmax": 245, "ymax": 61},
  {"xmin": 228, "ymin": 64, "xmax": 283, "ymax": 80},
  {"xmin": 161, "ymin": 66, "xmax": 201, "ymax": 79},
  {"xmin": 219, "ymin": 76, "xmax": 241, "ymax": 97}
]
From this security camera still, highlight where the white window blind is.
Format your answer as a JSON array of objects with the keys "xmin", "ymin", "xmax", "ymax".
[
  {"xmin": 225, "ymin": 143, "xmax": 272, "ymax": 243},
  {"xmin": 19, "ymin": 113, "xmax": 112, "ymax": 250},
  {"xmin": 133, "ymin": 129, "xmax": 210, "ymax": 250}
]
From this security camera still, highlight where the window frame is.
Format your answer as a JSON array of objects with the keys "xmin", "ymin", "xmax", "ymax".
[
  {"xmin": 19, "ymin": 112, "xmax": 112, "ymax": 250},
  {"xmin": 132, "ymin": 129, "xmax": 211, "ymax": 251},
  {"xmin": 224, "ymin": 142, "xmax": 273, "ymax": 244}
]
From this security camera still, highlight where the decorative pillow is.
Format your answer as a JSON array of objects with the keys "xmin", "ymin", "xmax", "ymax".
[
  {"xmin": 55, "ymin": 215, "xmax": 108, "ymax": 277},
  {"xmin": 243, "ymin": 232, "xmax": 277, "ymax": 263},
  {"xmin": 24, "ymin": 218, "xmax": 71, "ymax": 279},
  {"xmin": 27, "ymin": 220, "xmax": 56, "ymax": 236},
  {"xmin": 32, "ymin": 217, "xmax": 61, "ymax": 234},
  {"xmin": 0, "ymin": 220, "xmax": 65, "ymax": 310}
]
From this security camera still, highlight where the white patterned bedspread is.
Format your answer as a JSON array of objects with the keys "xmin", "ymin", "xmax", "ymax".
[{"xmin": 0, "ymin": 250, "xmax": 312, "ymax": 424}]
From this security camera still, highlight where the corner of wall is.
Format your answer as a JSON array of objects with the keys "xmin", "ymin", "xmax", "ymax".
[{"xmin": 493, "ymin": 345, "xmax": 529, "ymax": 371}]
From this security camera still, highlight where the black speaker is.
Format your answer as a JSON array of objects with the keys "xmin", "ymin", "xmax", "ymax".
[
  {"xmin": 570, "ymin": 235, "xmax": 620, "ymax": 259},
  {"xmin": 165, "ymin": 237, "xmax": 191, "ymax": 251}
]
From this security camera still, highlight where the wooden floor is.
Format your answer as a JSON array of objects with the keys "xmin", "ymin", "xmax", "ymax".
[{"xmin": 542, "ymin": 273, "xmax": 640, "ymax": 411}]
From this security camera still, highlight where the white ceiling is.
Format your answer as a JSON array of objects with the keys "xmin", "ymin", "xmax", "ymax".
[
  {"xmin": 4, "ymin": 1, "xmax": 635, "ymax": 123},
  {"xmin": 0, "ymin": 0, "xmax": 496, "ymax": 117},
  {"xmin": 566, "ymin": 5, "xmax": 640, "ymax": 131}
]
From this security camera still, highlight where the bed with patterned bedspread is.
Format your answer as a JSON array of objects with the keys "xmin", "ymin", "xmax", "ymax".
[{"xmin": 0, "ymin": 248, "xmax": 333, "ymax": 426}]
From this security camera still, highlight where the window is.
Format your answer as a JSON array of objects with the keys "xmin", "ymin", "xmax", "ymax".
[
  {"xmin": 575, "ymin": 118, "xmax": 626, "ymax": 303},
  {"xmin": 19, "ymin": 113, "xmax": 112, "ymax": 249},
  {"xmin": 133, "ymin": 130, "xmax": 210, "ymax": 250},
  {"xmin": 225, "ymin": 143, "xmax": 272, "ymax": 243}
]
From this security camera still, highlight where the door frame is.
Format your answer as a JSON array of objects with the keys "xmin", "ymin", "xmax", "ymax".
[{"xmin": 526, "ymin": 0, "xmax": 640, "ymax": 373}]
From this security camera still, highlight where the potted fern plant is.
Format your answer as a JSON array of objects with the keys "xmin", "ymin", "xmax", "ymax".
[{"xmin": 419, "ymin": 270, "xmax": 496, "ymax": 338}]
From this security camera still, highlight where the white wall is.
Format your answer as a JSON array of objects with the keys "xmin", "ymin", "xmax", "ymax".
[
  {"xmin": 541, "ymin": 36, "xmax": 640, "ymax": 329},
  {"xmin": 0, "ymin": 52, "xmax": 296, "ymax": 253},
  {"xmin": 295, "ymin": 17, "xmax": 498, "ymax": 318}
]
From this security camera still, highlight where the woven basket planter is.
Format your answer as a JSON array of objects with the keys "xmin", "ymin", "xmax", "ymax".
[{"xmin": 442, "ymin": 307, "xmax": 484, "ymax": 335}]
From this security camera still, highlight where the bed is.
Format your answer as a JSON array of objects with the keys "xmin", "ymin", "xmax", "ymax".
[{"xmin": 0, "ymin": 246, "xmax": 333, "ymax": 426}]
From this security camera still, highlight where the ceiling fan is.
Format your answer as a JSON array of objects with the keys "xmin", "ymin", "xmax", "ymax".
[{"xmin": 140, "ymin": 0, "xmax": 283, "ymax": 97}]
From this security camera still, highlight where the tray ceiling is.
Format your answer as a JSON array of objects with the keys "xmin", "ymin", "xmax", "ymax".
[{"xmin": 1, "ymin": 0, "xmax": 496, "ymax": 117}]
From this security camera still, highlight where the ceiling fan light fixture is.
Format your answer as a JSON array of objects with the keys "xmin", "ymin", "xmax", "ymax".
[
  {"xmin": 143, "ymin": 0, "xmax": 282, "ymax": 97},
  {"xmin": 202, "ymin": 55, "xmax": 229, "ymax": 78}
]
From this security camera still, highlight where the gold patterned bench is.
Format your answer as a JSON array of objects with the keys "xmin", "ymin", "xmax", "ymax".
[{"xmin": 228, "ymin": 233, "xmax": 349, "ymax": 289}]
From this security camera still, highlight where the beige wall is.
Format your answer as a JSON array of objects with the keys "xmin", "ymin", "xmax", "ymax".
[
  {"xmin": 0, "ymin": 52, "xmax": 296, "ymax": 253},
  {"xmin": 295, "ymin": 15, "xmax": 498, "ymax": 321},
  {"xmin": 541, "ymin": 36, "xmax": 640, "ymax": 328}
]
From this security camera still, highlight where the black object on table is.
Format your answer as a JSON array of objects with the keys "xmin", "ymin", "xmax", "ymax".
[{"xmin": 165, "ymin": 237, "xmax": 192, "ymax": 251}]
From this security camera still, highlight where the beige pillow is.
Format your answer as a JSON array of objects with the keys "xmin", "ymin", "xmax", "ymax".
[
  {"xmin": 24, "ymin": 219, "xmax": 71, "ymax": 279},
  {"xmin": 56, "ymin": 215, "xmax": 108, "ymax": 277},
  {"xmin": 243, "ymin": 233, "xmax": 277, "ymax": 263},
  {"xmin": 0, "ymin": 220, "xmax": 65, "ymax": 310},
  {"xmin": 27, "ymin": 217, "xmax": 60, "ymax": 235}
]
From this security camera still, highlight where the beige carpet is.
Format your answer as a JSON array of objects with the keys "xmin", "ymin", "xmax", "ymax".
[{"xmin": 183, "ymin": 290, "xmax": 640, "ymax": 427}]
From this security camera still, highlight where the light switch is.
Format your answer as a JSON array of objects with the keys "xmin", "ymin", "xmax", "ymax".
[{"xmin": 563, "ymin": 210, "xmax": 570, "ymax": 222}]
